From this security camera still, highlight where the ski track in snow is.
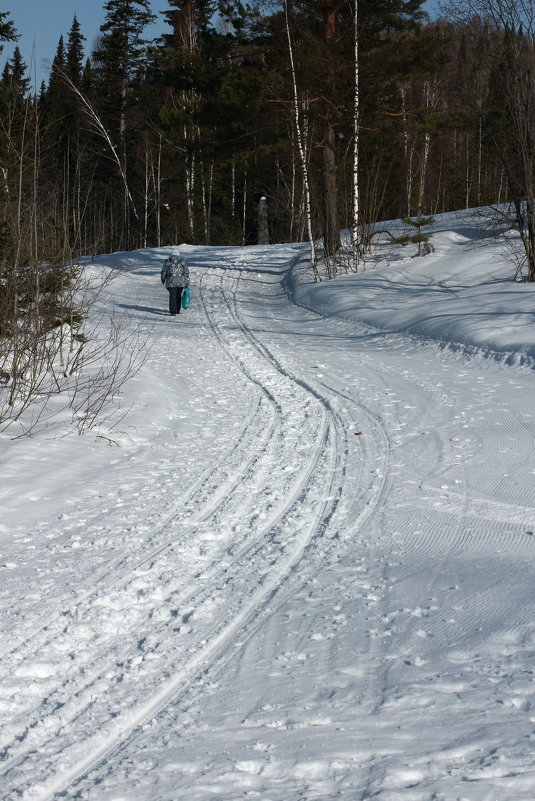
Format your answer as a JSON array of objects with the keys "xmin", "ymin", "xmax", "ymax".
[
  {"xmin": 1, "ymin": 254, "xmax": 390, "ymax": 800},
  {"xmin": 1, "ymin": 241, "xmax": 535, "ymax": 800}
]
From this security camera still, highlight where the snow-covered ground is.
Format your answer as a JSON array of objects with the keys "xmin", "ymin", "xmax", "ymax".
[{"xmin": 1, "ymin": 209, "xmax": 535, "ymax": 801}]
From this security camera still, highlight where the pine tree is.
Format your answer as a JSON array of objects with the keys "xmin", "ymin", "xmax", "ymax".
[
  {"xmin": 93, "ymin": 0, "xmax": 156, "ymax": 138},
  {"xmin": 400, "ymin": 214, "xmax": 434, "ymax": 256},
  {"xmin": 271, "ymin": 0, "xmax": 428, "ymax": 268},
  {"xmin": 161, "ymin": 0, "xmax": 215, "ymax": 52}
]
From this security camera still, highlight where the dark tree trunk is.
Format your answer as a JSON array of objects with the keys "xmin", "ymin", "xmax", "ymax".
[
  {"xmin": 257, "ymin": 196, "xmax": 269, "ymax": 244},
  {"xmin": 322, "ymin": 118, "xmax": 339, "ymax": 261},
  {"xmin": 320, "ymin": 0, "xmax": 342, "ymax": 264}
]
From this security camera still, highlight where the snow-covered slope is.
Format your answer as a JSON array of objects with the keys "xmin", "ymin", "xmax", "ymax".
[
  {"xmin": 291, "ymin": 209, "xmax": 535, "ymax": 366},
  {"xmin": 1, "ymin": 210, "xmax": 534, "ymax": 800}
]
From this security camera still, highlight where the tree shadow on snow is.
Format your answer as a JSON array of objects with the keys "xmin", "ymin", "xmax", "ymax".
[{"xmin": 116, "ymin": 302, "xmax": 169, "ymax": 316}]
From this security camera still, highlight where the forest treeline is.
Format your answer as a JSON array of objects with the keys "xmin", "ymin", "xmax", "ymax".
[
  {"xmin": 1, "ymin": 0, "xmax": 534, "ymax": 270},
  {"xmin": 1, "ymin": 0, "xmax": 534, "ymax": 433}
]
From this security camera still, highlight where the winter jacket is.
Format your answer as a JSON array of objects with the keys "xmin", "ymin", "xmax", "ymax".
[{"xmin": 161, "ymin": 254, "xmax": 189, "ymax": 288}]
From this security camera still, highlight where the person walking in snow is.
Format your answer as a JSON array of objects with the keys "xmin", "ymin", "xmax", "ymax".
[{"xmin": 161, "ymin": 249, "xmax": 189, "ymax": 316}]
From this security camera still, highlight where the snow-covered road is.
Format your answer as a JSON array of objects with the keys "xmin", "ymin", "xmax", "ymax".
[{"xmin": 2, "ymin": 234, "xmax": 535, "ymax": 800}]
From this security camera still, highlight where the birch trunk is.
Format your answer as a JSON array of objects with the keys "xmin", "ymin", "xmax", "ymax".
[
  {"xmin": 242, "ymin": 163, "xmax": 247, "ymax": 246},
  {"xmin": 156, "ymin": 135, "xmax": 162, "ymax": 247},
  {"xmin": 144, "ymin": 146, "xmax": 149, "ymax": 248},
  {"xmin": 417, "ymin": 77, "xmax": 437, "ymax": 217},
  {"xmin": 351, "ymin": 0, "xmax": 360, "ymax": 271},
  {"xmin": 401, "ymin": 85, "xmax": 414, "ymax": 218},
  {"xmin": 284, "ymin": 0, "xmax": 319, "ymax": 281}
]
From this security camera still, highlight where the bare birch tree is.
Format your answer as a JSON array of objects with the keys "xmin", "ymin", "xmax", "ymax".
[
  {"xmin": 351, "ymin": 0, "xmax": 361, "ymax": 270},
  {"xmin": 284, "ymin": 0, "xmax": 320, "ymax": 281}
]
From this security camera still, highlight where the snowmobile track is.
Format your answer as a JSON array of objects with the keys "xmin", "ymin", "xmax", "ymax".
[
  {"xmin": 1, "ymin": 261, "xmax": 393, "ymax": 801},
  {"xmin": 64, "ymin": 263, "xmax": 395, "ymax": 800}
]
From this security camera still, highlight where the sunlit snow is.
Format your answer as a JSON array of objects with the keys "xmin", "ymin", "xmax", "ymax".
[{"xmin": 1, "ymin": 208, "xmax": 534, "ymax": 800}]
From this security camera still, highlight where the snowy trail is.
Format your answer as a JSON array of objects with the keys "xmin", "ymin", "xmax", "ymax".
[
  {"xmin": 92, "ymin": 251, "xmax": 534, "ymax": 800},
  {"xmin": 1, "ymin": 251, "xmax": 390, "ymax": 800},
  {"xmin": 2, "ymin": 239, "xmax": 535, "ymax": 800}
]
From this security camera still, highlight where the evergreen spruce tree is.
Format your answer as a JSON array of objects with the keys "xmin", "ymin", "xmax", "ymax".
[
  {"xmin": 81, "ymin": 58, "xmax": 93, "ymax": 94},
  {"xmin": 41, "ymin": 21, "xmax": 90, "ymax": 256},
  {"xmin": 154, "ymin": 0, "xmax": 277, "ymax": 245},
  {"xmin": 93, "ymin": 0, "xmax": 156, "ymax": 138},
  {"xmin": 66, "ymin": 15, "xmax": 86, "ymax": 86},
  {"xmin": 91, "ymin": 1, "xmax": 157, "ymax": 247},
  {"xmin": 0, "ymin": 11, "xmax": 17, "ymax": 54},
  {"xmin": 1, "ymin": 44, "xmax": 32, "ymax": 160},
  {"xmin": 51, "ymin": 35, "xmax": 66, "ymax": 78},
  {"xmin": 46, "ymin": 35, "xmax": 66, "ymax": 107},
  {"xmin": 6, "ymin": 46, "xmax": 30, "ymax": 97},
  {"xmin": 0, "ymin": 0, "xmax": 518, "ymax": 269},
  {"xmin": 0, "ymin": 12, "xmax": 18, "ymax": 282}
]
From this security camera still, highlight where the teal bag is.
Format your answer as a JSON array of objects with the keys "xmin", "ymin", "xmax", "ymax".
[{"xmin": 182, "ymin": 287, "xmax": 190, "ymax": 309}]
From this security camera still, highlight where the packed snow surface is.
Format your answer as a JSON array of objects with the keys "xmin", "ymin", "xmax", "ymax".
[{"xmin": 1, "ymin": 209, "xmax": 535, "ymax": 800}]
